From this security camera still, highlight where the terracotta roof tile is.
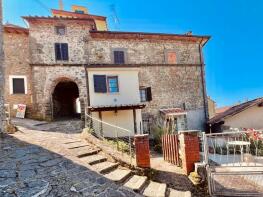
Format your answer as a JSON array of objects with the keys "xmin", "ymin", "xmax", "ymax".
[{"xmin": 208, "ymin": 97, "xmax": 263, "ymax": 124}]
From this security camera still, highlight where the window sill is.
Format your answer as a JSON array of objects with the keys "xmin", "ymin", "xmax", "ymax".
[
  {"xmin": 94, "ymin": 92, "xmax": 120, "ymax": 95},
  {"xmin": 56, "ymin": 60, "xmax": 69, "ymax": 62}
]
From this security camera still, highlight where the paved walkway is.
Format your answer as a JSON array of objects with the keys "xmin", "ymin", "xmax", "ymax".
[{"xmin": 0, "ymin": 124, "xmax": 140, "ymax": 197}]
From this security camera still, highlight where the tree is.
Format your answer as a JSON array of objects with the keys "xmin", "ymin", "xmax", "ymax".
[{"xmin": 0, "ymin": 0, "xmax": 5, "ymax": 137}]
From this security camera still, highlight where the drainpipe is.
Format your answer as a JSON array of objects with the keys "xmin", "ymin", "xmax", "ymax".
[
  {"xmin": 84, "ymin": 64, "xmax": 91, "ymax": 114},
  {"xmin": 199, "ymin": 39, "xmax": 209, "ymax": 125}
]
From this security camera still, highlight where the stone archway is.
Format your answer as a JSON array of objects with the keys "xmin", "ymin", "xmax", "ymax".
[{"xmin": 51, "ymin": 79, "xmax": 80, "ymax": 120}]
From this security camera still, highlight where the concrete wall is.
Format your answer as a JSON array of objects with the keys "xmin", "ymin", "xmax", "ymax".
[
  {"xmin": 3, "ymin": 32, "xmax": 33, "ymax": 117},
  {"xmin": 224, "ymin": 105, "xmax": 263, "ymax": 129},
  {"xmin": 92, "ymin": 109, "xmax": 142, "ymax": 137},
  {"xmin": 87, "ymin": 67, "xmax": 141, "ymax": 106},
  {"xmin": 28, "ymin": 20, "xmax": 91, "ymax": 65}
]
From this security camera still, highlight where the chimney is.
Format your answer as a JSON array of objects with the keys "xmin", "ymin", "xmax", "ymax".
[
  {"xmin": 185, "ymin": 31, "xmax": 193, "ymax": 36},
  {"xmin": 59, "ymin": 0, "xmax": 64, "ymax": 10}
]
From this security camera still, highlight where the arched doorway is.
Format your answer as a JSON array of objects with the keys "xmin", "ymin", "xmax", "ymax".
[{"xmin": 52, "ymin": 80, "xmax": 80, "ymax": 120}]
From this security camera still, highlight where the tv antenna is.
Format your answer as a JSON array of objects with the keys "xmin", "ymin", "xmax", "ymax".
[
  {"xmin": 109, "ymin": 4, "xmax": 120, "ymax": 30},
  {"xmin": 59, "ymin": 0, "xmax": 64, "ymax": 10}
]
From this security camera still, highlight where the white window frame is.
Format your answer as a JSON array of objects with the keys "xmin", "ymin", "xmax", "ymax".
[
  {"xmin": 9, "ymin": 75, "xmax": 27, "ymax": 95},
  {"xmin": 140, "ymin": 88, "xmax": 147, "ymax": 102}
]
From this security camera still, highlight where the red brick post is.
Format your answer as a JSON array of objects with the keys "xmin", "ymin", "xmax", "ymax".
[
  {"xmin": 179, "ymin": 132, "xmax": 200, "ymax": 175},
  {"xmin": 134, "ymin": 134, "xmax": 151, "ymax": 168}
]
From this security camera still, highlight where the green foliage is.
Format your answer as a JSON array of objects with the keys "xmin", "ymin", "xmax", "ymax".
[
  {"xmin": 152, "ymin": 126, "xmax": 165, "ymax": 153},
  {"xmin": 105, "ymin": 139, "xmax": 131, "ymax": 154},
  {"xmin": 250, "ymin": 139, "xmax": 263, "ymax": 156}
]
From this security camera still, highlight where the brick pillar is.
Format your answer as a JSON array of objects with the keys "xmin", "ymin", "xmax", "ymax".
[
  {"xmin": 179, "ymin": 132, "xmax": 200, "ymax": 175},
  {"xmin": 134, "ymin": 134, "xmax": 151, "ymax": 168}
]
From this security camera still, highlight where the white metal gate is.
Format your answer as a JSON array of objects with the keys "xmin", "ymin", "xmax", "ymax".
[{"xmin": 204, "ymin": 130, "xmax": 263, "ymax": 196}]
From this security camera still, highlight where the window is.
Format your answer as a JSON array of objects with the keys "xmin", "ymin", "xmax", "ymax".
[
  {"xmin": 9, "ymin": 76, "xmax": 27, "ymax": 94},
  {"xmin": 55, "ymin": 26, "xmax": 66, "ymax": 35},
  {"xmin": 55, "ymin": 43, "xmax": 69, "ymax": 61},
  {"xmin": 93, "ymin": 75, "xmax": 107, "ymax": 93},
  {"xmin": 165, "ymin": 51, "xmax": 177, "ymax": 64},
  {"xmin": 142, "ymin": 118, "xmax": 151, "ymax": 134},
  {"xmin": 113, "ymin": 50, "xmax": 125, "ymax": 64},
  {"xmin": 93, "ymin": 75, "xmax": 119, "ymax": 93},
  {"xmin": 75, "ymin": 10, "xmax": 85, "ymax": 14},
  {"xmin": 140, "ymin": 87, "xmax": 152, "ymax": 102},
  {"xmin": 140, "ymin": 89, "xmax": 147, "ymax": 102},
  {"xmin": 107, "ymin": 76, "xmax": 119, "ymax": 93}
]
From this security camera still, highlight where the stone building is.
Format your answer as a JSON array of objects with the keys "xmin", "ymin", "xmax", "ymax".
[
  {"xmin": 3, "ymin": 5, "xmax": 210, "ymax": 135},
  {"xmin": 3, "ymin": 24, "xmax": 32, "ymax": 117}
]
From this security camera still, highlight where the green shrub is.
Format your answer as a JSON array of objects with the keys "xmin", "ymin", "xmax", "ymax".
[
  {"xmin": 104, "ymin": 139, "xmax": 131, "ymax": 154},
  {"xmin": 152, "ymin": 126, "xmax": 165, "ymax": 153}
]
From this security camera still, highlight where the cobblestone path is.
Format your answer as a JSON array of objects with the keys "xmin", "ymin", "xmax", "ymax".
[{"xmin": 0, "ymin": 126, "xmax": 140, "ymax": 197}]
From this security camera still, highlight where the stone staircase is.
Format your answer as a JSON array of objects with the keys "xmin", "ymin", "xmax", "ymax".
[{"xmin": 63, "ymin": 139, "xmax": 191, "ymax": 197}]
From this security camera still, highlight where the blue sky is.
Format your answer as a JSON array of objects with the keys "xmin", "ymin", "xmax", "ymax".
[{"xmin": 3, "ymin": 0, "xmax": 263, "ymax": 107}]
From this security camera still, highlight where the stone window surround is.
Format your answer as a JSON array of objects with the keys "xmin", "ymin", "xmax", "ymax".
[
  {"xmin": 54, "ymin": 43, "xmax": 69, "ymax": 62},
  {"xmin": 55, "ymin": 25, "xmax": 67, "ymax": 36},
  {"xmin": 164, "ymin": 49, "xmax": 178, "ymax": 64},
  {"xmin": 110, "ymin": 48, "xmax": 128, "ymax": 64},
  {"xmin": 9, "ymin": 75, "xmax": 28, "ymax": 95}
]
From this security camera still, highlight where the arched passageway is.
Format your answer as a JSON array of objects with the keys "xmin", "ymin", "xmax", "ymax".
[{"xmin": 52, "ymin": 81, "xmax": 80, "ymax": 119}]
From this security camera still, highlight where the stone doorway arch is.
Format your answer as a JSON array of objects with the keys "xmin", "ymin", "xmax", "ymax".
[{"xmin": 51, "ymin": 78, "xmax": 80, "ymax": 120}]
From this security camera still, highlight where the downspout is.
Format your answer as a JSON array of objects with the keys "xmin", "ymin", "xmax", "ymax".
[
  {"xmin": 199, "ymin": 38, "xmax": 209, "ymax": 124},
  {"xmin": 84, "ymin": 64, "xmax": 91, "ymax": 114}
]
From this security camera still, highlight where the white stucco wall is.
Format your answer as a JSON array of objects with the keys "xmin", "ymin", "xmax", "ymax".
[
  {"xmin": 88, "ymin": 67, "xmax": 142, "ymax": 137},
  {"xmin": 87, "ymin": 67, "xmax": 141, "ymax": 106},
  {"xmin": 91, "ymin": 110, "xmax": 142, "ymax": 137},
  {"xmin": 224, "ymin": 105, "xmax": 263, "ymax": 129}
]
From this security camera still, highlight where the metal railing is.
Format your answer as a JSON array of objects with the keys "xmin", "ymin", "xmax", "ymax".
[
  {"xmin": 204, "ymin": 129, "xmax": 263, "ymax": 166},
  {"xmin": 85, "ymin": 112, "xmax": 134, "ymax": 164}
]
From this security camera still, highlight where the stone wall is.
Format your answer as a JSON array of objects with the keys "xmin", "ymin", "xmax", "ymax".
[
  {"xmin": 0, "ymin": 5, "xmax": 4, "ymax": 133},
  {"xmin": 31, "ymin": 65, "xmax": 87, "ymax": 121},
  {"xmin": 139, "ymin": 65, "xmax": 206, "ymax": 130},
  {"xmin": 3, "ymin": 32, "xmax": 33, "ymax": 117},
  {"xmin": 88, "ymin": 39, "xmax": 201, "ymax": 65},
  {"xmin": 28, "ymin": 20, "xmax": 92, "ymax": 65}
]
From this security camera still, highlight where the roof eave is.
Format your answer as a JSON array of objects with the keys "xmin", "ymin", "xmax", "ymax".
[{"xmin": 90, "ymin": 30, "xmax": 211, "ymax": 42}]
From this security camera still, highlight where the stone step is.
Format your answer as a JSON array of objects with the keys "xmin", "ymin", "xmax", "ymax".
[
  {"xmin": 80, "ymin": 154, "xmax": 107, "ymax": 165},
  {"xmin": 65, "ymin": 142, "xmax": 90, "ymax": 149},
  {"xmin": 143, "ymin": 181, "xmax": 167, "ymax": 197},
  {"xmin": 91, "ymin": 161, "xmax": 119, "ymax": 174},
  {"xmin": 63, "ymin": 140, "xmax": 82, "ymax": 144},
  {"xmin": 124, "ymin": 175, "xmax": 147, "ymax": 192},
  {"xmin": 169, "ymin": 189, "xmax": 191, "ymax": 197},
  {"xmin": 71, "ymin": 146, "xmax": 100, "ymax": 158},
  {"xmin": 104, "ymin": 169, "xmax": 132, "ymax": 183}
]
